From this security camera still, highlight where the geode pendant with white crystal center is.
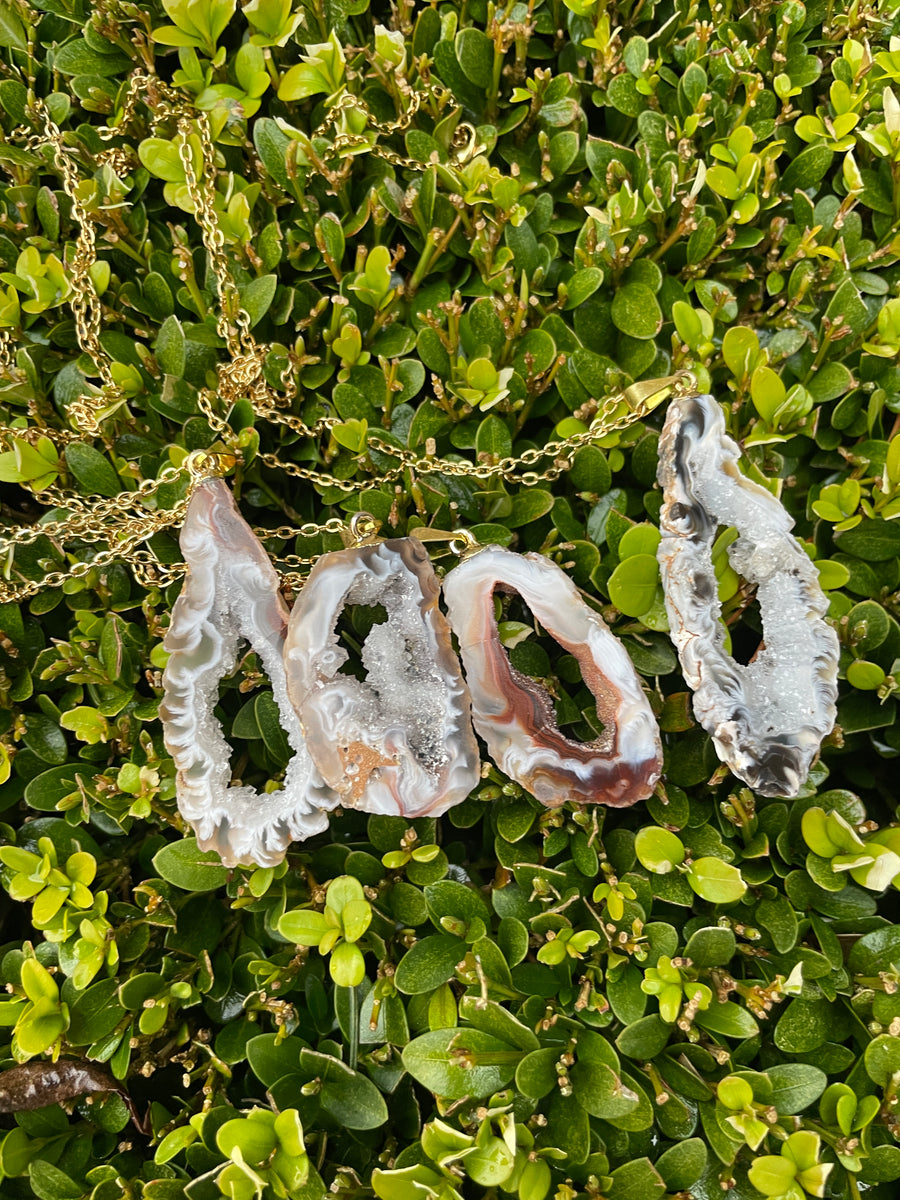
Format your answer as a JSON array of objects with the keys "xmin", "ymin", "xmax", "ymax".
[
  {"xmin": 284, "ymin": 538, "xmax": 479, "ymax": 817},
  {"xmin": 160, "ymin": 480, "xmax": 337, "ymax": 867},
  {"xmin": 657, "ymin": 393, "xmax": 839, "ymax": 798},
  {"xmin": 442, "ymin": 545, "xmax": 663, "ymax": 808}
]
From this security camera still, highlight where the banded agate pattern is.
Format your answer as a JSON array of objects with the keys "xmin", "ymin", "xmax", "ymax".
[{"xmin": 442, "ymin": 545, "xmax": 662, "ymax": 808}]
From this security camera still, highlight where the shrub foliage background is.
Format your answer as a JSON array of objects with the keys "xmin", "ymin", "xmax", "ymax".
[{"xmin": 2, "ymin": 0, "xmax": 900, "ymax": 1197}]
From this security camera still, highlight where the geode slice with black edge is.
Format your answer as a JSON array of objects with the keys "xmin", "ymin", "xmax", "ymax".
[{"xmin": 657, "ymin": 392, "xmax": 839, "ymax": 797}]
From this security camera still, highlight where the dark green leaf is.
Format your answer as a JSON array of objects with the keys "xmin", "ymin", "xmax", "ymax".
[
  {"xmin": 152, "ymin": 839, "xmax": 230, "ymax": 893},
  {"xmin": 611, "ymin": 283, "xmax": 662, "ymax": 340},
  {"xmin": 240, "ymin": 275, "xmax": 278, "ymax": 327},
  {"xmin": 64, "ymin": 443, "xmax": 121, "ymax": 498},
  {"xmin": 765, "ymin": 1064, "xmax": 827, "ymax": 1114},
  {"xmin": 155, "ymin": 315, "xmax": 185, "ymax": 377},
  {"xmin": 28, "ymin": 1161, "xmax": 82, "ymax": 1200},
  {"xmin": 299, "ymin": 1049, "xmax": 389, "ymax": 1129},
  {"xmin": 0, "ymin": 7, "xmax": 27, "ymax": 50},
  {"xmin": 655, "ymin": 1139, "xmax": 708, "ymax": 1190},
  {"xmin": 54, "ymin": 40, "xmax": 131, "ymax": 76},
  {"xmin": 454, "ymin": 28, "xmax": 493, "ymax": 87},
  {"xmin": 781, "ymin": 146, "xmax": 834, "ymax": 193},
  {"xmin": 615, "ymin": 1014, "xmax": 671, "ymax": 1060},
  {"xmin": 394, "ymin": 934, "xmax": 465, "ymax": 995},
  {"xmin": 402, "ymin": 1029, "xmax": 520, "ymax": 1099},
  {"xmin": 606, "ymin": 1157, "xmax": 666, "ymax": 1200},
  {"xmin": 684, "ymin": 926, "xmax": 736, "ymax": 968}
]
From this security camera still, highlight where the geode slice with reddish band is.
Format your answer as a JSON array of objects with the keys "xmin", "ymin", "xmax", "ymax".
[
  {"xmin": 442, "ymin": 545, "xmax": 662, "ymax": 807},
  {"xmin": 657, "ymin": 393, "xmax": 839, "ymax": 797},
  {"xmin": 160, "ymin": 479, "xmax": 337, "ymax": 867},
  {"xmin": 284, "ymin": 537, "xmax": 480, "ymax": 817}
]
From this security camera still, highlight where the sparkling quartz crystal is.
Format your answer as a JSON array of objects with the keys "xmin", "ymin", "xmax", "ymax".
[
  {"xmin": 657, "ymin": 392, "xmax": 839, "ymax": 797},
  {"xmin": 441, "ymin": 545, "xmax": 662, "ymax": 807},
  {"xmin": 284, "ymin": 537, "xmax": 480, "ymax": 817},
  {"xmin": 160, "ymin": 479, "xmax": 336, "ymax": 867}
]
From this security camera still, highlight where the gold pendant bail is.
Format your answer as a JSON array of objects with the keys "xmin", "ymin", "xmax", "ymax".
[
  {"xmin": 183, "ymin": 449, "xmax": 239, "ymax": 481},
  {"xmin": 342, "ymin": 511, "xmax": 382, "ymax": 547},
  {"xmin": 407, "ymin": 525, "xmax": 483, "ymax": 560}
]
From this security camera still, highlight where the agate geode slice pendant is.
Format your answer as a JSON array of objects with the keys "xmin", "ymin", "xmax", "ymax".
[
  {"xmin": 160, "ymin": 480, "xmax": 337, "ymax": 867},
  {"xmin": 442, "ymin": 545, "xmax": 662, "ymax": 808},
  {"xmin": 657, "ymin": 393, "xmax": 839, "ymax": 798},
  {"xmin": 284, "ymin": 538, "xmax": 479, "ymax": 817}
]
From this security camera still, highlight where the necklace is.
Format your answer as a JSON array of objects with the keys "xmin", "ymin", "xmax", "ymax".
[
  {"xmin": 0, "ymin": 67, "xmax": 837, "ymax": 854},
  {"xmin": 0, "ymin": 69, "xmax": 692, "ymax": 605}
]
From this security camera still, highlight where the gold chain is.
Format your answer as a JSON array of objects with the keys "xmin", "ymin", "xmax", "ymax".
[
  {"xmin": 0, "ymin": 452, "xmax": 238, "ymax": 602},
  {"xmin": 176, "ymin": 114, "xmax": 256, "ymax": 360},
  {"xmin": 0, "ymin": 63, "xmax": 696, "ymax": 605},
  {"xmin": 248, "ymin": 375, "xmax": 688, "ymax": 489},
  {"xmin": 308, "ymin": 87, "xmax": 477, "ymax": 172},
  {"xmin": 27, "ymin": 99, "xmax": 124, "ymax": 438}
]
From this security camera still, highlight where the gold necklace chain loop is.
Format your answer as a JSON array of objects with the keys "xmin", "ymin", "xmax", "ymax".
[
  {"xmin": 176, "ymin": 113, "xmax": 257, "ymax": 361},
  {"xmin": 0, "ymin": 61, "xmax": 694, "ymax": 605},
  {"xmin": 26, "ymin": 99, "xmax": 124, "ymax": 439}
]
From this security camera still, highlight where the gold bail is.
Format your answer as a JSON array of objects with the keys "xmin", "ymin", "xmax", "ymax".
[
  {"xmin": 341, "ymin": 511, "xmax": 382, "ymax": 547},
  {"xmin": 408, "ymin": 525, "xmax": 482, "ymax": 559},
  {"xmin": 183, "ymin": 449, "xmax": 238, "ymax": 479}
]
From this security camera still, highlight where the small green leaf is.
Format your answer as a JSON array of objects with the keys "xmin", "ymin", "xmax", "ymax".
[
  {"xmin": 634, "ymin": 827, "xmax": 686, "ymax": 874},
  {"xmin": 330, "ymin": 941, "xmax": 366, "ymax": 987},
  {"xmin": 216, "ymin": 1115, "xmax": 277, "ymax": 1165},
  {"xmin": 278, "ymin": 909, "xmax": 329, "ymax": 946},
  {"xmin": 694, "ymin": 1000, "xmax": 759, "ymax": 1040},
  {"xmin": 717, "ymin": 1074, "xmax": 753, "ymax": 1110},
  {"xmin": 21, "ymin": 958, "xmax": 59, "ymax": 1004},
  {"xmin": 686, "ymin": 858, "xmax": 746, "ymax": 903},
  {"xmin": 750, "ymin": 366, "xmax": 787, "ymax": 424},
  {"xmin": 847, "ymin": 660, "xmax": 885, "ymax": 690},
  {"xmin": 611, "ymin": 283, "xmax": 663, "ymax": 340},
  {"xmin": 402, "ymin": 1028, "xmax": 520, "ymax": 1099},
  {"xmin": 748, "ymin": 1154, "xmax": 797, "ymax": 1197},
  {"xmin": 152, "ymin": 839, "xmax": 230, "ymax": 892},
  {"xmin": 59, "ymin": 706, "xmax": 109, "ymax": 745},
  {"xmin": 154, "ymin": 1123, "xmax": 200, "ymax": 1165},
  {"xmin": 608, "ymin": 554, "xmax": 661, "ymax": 617}
]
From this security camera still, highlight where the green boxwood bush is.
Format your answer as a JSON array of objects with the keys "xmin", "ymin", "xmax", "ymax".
[{"xmin": 1, "ymin": 0, "xmax": 900, "ymax": 1198}]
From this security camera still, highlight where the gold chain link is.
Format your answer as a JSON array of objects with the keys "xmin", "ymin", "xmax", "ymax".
[
  {"xmin": 256, "ymin": 375, "xmax": 689, "ymax": 488},
  {"xmin": 1, "ymin": 463, "xmax": 192, "ymax": 548},
  {"xmin": 0, "ymin": 453, "xmax": 235, "ymax": 602},
  {"xmin": 0, "ymin": 62, "xmax": 695, "ymax": 604},
  {"xmin": 176, "ymin": 112, "xmax": 257, "ymax": 360},
  {"xmin": 308, "ymin": 86, "xmax": 474, "ymax": 172},
  {"xmin": 27, "ymin": 99, "xmax": 124, "ymax": 438}
]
